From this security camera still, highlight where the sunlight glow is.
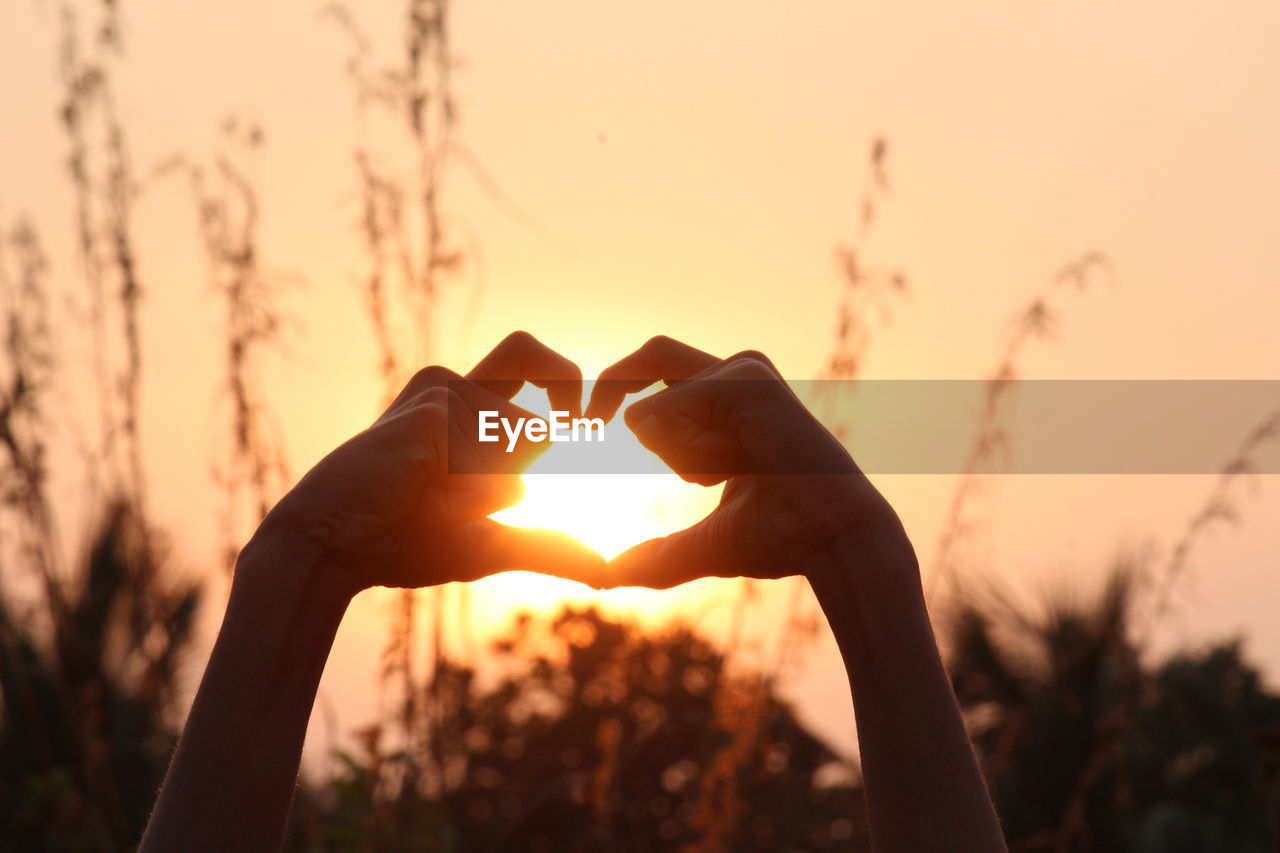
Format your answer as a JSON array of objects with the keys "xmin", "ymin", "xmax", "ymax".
[
  {"xmin": 493, "ymin": 471, "xmax": 694, "ymax": 560},
  {"xmin": 492, "ymin": 384, "xmax": 720, "ymax": 559},
  {"xmin": 485, "ymin": 385, "xmax": 721, "ymax": 606},
  {"xmin": 486, "ymin": 464, "xmax": 719, "ymax": 612}
]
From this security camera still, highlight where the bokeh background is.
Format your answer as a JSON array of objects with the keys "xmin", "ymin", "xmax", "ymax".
[{"xmin": 2, "ymin": 1, "xmax": 1279, "ymax": 850}]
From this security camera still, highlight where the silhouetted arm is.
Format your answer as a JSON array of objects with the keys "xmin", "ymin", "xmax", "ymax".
[
  {"xmin": 140, "ymin": 334, "xmax": 603, "ymax": 852},
  {"xmin": 590, "ymin": 336, "xmax": 1006, "ymax": 853},
  {"xmin": 139, "ymin": 536, "xmax": 354, "ymax": 852},
  {"xmin": 807, "ymin": 525, "xmax": 1006, "ymax": 851}
]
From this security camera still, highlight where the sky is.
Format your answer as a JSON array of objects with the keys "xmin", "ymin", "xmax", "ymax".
[{"xmin": 2, "ymin": 0, "xmax": 1279, "ymax": 767}]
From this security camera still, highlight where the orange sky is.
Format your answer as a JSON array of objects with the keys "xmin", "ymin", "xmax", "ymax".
[{"xmin": 2, "ymin": 0, "xmax": 1279, "ymax": 766}]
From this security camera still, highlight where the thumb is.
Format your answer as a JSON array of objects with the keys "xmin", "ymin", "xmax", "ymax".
[
  {"xmin": 452, "ymin": 519, "xmax": 608, "ymax": 588},
  {"xmin": 603, "ymin": 514, "xmax": 732, "ymax": 589},
  {"xmin": 624, "ymin": 392, "xmax": 749, "ymax": 486}
]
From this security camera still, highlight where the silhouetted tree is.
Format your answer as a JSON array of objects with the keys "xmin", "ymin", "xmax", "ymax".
[
  {"xmin": 288, "ymin": 605, "xmax": 867, "ymax": 853},
  {"xmin": 0, "ymin": 501, "xmax": 202, "ymax": 851},
  {"xmin": 949, "ymin": 565, "xmax": 1280, "ymax": 852}
]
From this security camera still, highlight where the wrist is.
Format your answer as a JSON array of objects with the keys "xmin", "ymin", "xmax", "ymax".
[
  {"xmin": 212, "ymin": 529, "xmax": 357, "ymax": 717},
  {"xmin": 803, "ymin": 521, "xmax": 929, "ymax": 639},
  {"xmin": 802, "ymin": 495, "xmax": 920, "ymax": 581},
  {"xmin": 234, "ymin": 526, "xmax": 363, "ymax": 608}
]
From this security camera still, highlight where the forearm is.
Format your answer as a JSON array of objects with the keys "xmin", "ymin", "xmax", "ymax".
[
  {"xmin": 805, "ymin": 524, "xmax": 1006, "ymax": 853},
  {"xmin": 140, "ymin": 534, "xmax": 358, "ymax": 853}
]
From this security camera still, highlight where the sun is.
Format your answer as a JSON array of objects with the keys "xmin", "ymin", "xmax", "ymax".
[
  {"xmin": 492, "ymin": 471, "xmax": 697, "ymax": 560},
  {"xmin": 480, "ymin": 383, "xmax": 721, "ymax": 611},
  {"xmin": 482, "ymin": 443, "xmax": 718, "ymax": 616},
  {"xmin": 489, "ymin": 382, "xmax": 719, "ymax": 560},
  {"xmin": 490, "ymin": 426, "xmax": 719, "ymax": 560}
]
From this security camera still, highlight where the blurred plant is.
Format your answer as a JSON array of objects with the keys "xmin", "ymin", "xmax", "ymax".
[
  {"xmin": 932, "ymin": 252, "xmax": 1112, "ymax": 591},
  {"xmin": 948, "ymin": 406, "xmax": 1280, "ymax": 851},
  {"xmin": 323, "ymin": 1, "xmax": 471, "ymax": 803},
  {"xmin": 323, "ymin": 0, "xmax": 463, "ymax": 400},
  {"xmin": 0, "ymin": 216, "xmax": 60, "ymax": 605},
  {"xmin": 1, "ymin": 207, "xmax": 201, "ymax": 853},
  {"xmin": 824, "ymin": 136, "xmax": 909, "ymax": 384},
  {"xmin": 58, "ymin": 0, "xmax": 148, "ymax": 506},
  {"xmin": 0, "ymin": 6, "xmax": 252, "ymax": 849},
  {"xmin": 948, "ymin": 561, "xmax": 1280, "ymax": 852},
  {"xmin": 0, "ymin": 499, "xmax": 202, "ymax": 852},
  {"xmin": 155, "ymin": 118, "xmax": 295, "ymax": 568},
  {"xmin": 287, "ymin": 606, "xmax": 866, "ymax": 853},
  {"xmin": 1141, "ymin": 409, "xmax": 1280, "ymax": 642}
]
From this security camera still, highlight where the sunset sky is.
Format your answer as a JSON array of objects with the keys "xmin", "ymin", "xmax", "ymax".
[{"xmin": 2, "ymin": 0, "xmax": 1278, "ymax": 766}]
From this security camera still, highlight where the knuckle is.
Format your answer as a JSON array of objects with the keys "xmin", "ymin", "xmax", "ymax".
[
  {"xmin": 726, "ymin": 351, "xmax": 777, "ymax": 379},
  {"xmin": 412, "ymin": 386, "xmax": 458, "ymax": 419},
  {"xmin": 410, "ymin": 385, "xmax": 467, "ymax": 422},
  {"xmin": 502, "ymin": 329, "xmax": 538, "ymax": 348},
  {"xmin": 728, "ymin": 349, "xmax": 771, "ymax": 367},
  {"xmin": 419, "ymin": 385, "xmax": 454, "ymax": 405},
  {"xmin": 643, "ymin": 334, "xmax": 676, "ymax": 351},
  {"xmin": 410, "ymin": 364, "xmax": 455, "ymax": 389},
  {"xmin": 395, "ymin": 398, "xmax": 448, "ymax": 436}
]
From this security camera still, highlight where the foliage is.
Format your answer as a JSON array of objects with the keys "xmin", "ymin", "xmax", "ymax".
[
  {"xmin": 950, "ymin": 565, "xmax": 1280, "ymax": 852},
  {"xmin": 0, "ymin": 500, "xmax": 202, "ymax": 852},
  {"xmin": 287, "ymin": 606, "xmax": 867, "ymax": 853}
]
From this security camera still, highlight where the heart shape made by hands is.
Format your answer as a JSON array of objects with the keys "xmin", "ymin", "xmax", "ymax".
[{"xmin": 489, "ymin": 405, "xmax": 722, "ymax": 561}]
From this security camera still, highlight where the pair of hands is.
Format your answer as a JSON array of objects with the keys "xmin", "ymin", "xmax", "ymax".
[
  {"xmin": 255, "ymin": 332, "xmax": 900, "ymax": 594},
  {"xmin": 145, "ymin": 333, "xmax": 1004, "ymax": 853}
]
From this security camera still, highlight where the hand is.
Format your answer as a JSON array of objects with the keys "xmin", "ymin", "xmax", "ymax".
[
  {"xmin": 251, "ymin": 331, "xmax": 605, "ymax": 591},
  {"xmin": 586, "ymin": 336, "xmax": 906, "ymax": 588}
]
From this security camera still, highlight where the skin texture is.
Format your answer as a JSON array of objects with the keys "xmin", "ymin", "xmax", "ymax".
[{"xmin": 139, "ymin": 332, "xmax": 1007, "ymax": 853}]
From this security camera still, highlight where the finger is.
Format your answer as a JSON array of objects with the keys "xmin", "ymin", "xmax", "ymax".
[
  {"xmin": 603, "ymin": 518, "xmax": 732, "ymax": 589},
  {"xmin": 449, "ymin": 519, "xmax": 608, "ymax": 588},
  {"xmin": 467, "ymin": 330, "xmax": 584, "ymax": 418},
  {"xmin": 585, "ymin": 335, "xmax": 719, "ymax": 422},
  {"xmin": 623, "ymin": 354, "xmax": 780, "ymax": 426},
  {"xmin": 620, "ymin": 362, "xmax": 786, "ymax": 482},
  {"xmin": 443, "ymin": 472, "xmax": 525, "ymax": 520},
  {"xmin": 387, "ymin": 365, "xmax": 535, "ymax": 429},
  {"xmin": 388, "ymin": 384, "xmax": 549, "ymax": 478},
  {"xmin": 625, "ymin": 401, "xmax": 745, "ymax": 486},
  {"xmin": 384, "ymin": 364, "xmax": 465, "ymax": 414},
  {"xmin": 439, "ymin": 387, "xmax": 546, "ymax": 476},
  {"xmin": 721, "ymin": 348, "xmax": 787, "ymax": 382}
]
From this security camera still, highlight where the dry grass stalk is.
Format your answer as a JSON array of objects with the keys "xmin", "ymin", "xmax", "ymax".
[
  {"xmin": 58, "ymin": 0, "xmax": 148, "ymax": 508},
  {"xmin": 931, "ymin": 252, "xmax": 1112, "ymax": 593},
  {"xmin": 1139, "ymin": 408, "xmax": 1280, "ymax": 645},
  {"xmin": 0, "ymin": 216, "xmax": 63, "ymax": 615},
  {"xmin": 824, "ymin": 136, "xmax": 908, "ymax": 384},
  {"xmin": 324, "ymin": 1, "xmax": 466, "ymax": 803},
  {"xmin": 154, "ymin": 119, "xmax": 294, "ymax": 568}
]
